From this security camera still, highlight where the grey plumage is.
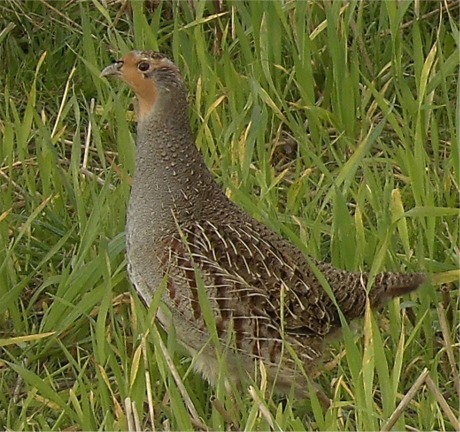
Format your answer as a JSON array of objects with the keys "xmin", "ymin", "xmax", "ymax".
[{"xmin": 102, "ymin": 51, "xmax": 426, "ymax": 398}]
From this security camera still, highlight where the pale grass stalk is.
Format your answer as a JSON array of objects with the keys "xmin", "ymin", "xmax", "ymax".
[
  {"xmin": 381, "ymin": 368, "xmax": 430, "ymax": 431},
  {"xmin": 424, "ymin": 374, "xmax": 460, "ymax": 430},
  {"xmin": 124, "ymin": 397, "xmax": 135, "ymax": 432},
  {"xmin": 248, "ymin": 386, "xmax": 275, "ymax": 430},
  {"xmin": 154, "ymin": 327, "xmax": 207, "ymax": 431},
  {"xmin": 82, "ymin": 98, "xmax": 95, "ymax": 173},
  {"xmin": 51, "ymin": 65, "xmax": 77, "ymax": 138},
  {"xmin": 437, "ymin": 304, "xmax": 460, "ymax": 396},
  {"xmin": 80, "ymin": 166, "xmax": 115, "ymax": 188},
  {"xmin": 210, "ymin": 395, "xmax": 234, "ymax": 426},
  {"xmin": 142, "ymin": 334, "xmax": 156, "ymax": 432}
]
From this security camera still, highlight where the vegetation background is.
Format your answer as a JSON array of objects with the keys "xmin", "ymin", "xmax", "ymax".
[{"xmin": 0, "ymin": 0, "xmax": 459, "ymax": 430}]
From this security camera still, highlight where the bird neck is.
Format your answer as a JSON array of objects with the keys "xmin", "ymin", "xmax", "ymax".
[{"xmin": 130, "ymin": 91, "xmax": 221, "ymax": 230}]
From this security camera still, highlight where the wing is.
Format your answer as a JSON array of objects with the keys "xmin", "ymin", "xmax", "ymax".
[{"xmin": 158, "ymin": 217, "xmax": 333, "ymax": 364}]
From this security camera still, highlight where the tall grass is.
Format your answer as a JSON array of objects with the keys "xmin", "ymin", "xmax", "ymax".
[{"xmin": 0, "ymin": 1, "xmax": 458, "ymax": 430}]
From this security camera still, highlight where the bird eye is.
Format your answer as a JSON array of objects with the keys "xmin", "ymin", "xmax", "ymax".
[{"xmin": 138, "ymin": 62, "xmax": 150, "ymax": 72}]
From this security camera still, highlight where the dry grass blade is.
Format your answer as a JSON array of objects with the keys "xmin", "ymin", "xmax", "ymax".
[
  {"xmin": 142, "ymin": 335, "xmax": 156, "ymax": 432},
  {"xmin": 12, "ymin": 359, "xmax": 27, "ymax": 404},
  {"xmin": 0, "ymin": 163, "xmax": 29, "ymax": 196},
  {"xmin": 424, "ymin": 374, "xmax": 460, "ymax": 431},
  {"xmin": 82, "ymin": 98, "xmax": 95, "ymax": 174},
  {"xmin": 440, "ymin": 282, "xmax": 455, "ymax": 328},
  {"xmin": 0, "ymin": 208, "xmax": 12, "ymax": 223},
  {"xmin": 380, "ymin": 0, "xmax": 460, "ymax": 35},
  {"xmin": 155, "ymin": 331, "xmax": 208, "ymax": 431},
  {"xmin": 381, "ymin": 368, "xmax": 430, "ymax": 431},
  {"xmin": 437, "ymin": 304, "xmax": 460, "ymax": 397},
  {"xmin": 79, "ymin": 167, "xmax": 115, "ymax": 189},
  {"xmin": 0, "ymin": 332, "xmax": 55, "ymax": 347},
  {"xmin": 124, "ymin": 397, "xmax": 142, "ymax": 432},
  {"xmin": 210, "ymin": 396, "xmax": 235, "ymax": 426},
  {"xmin": 248, "ymin": 386, "xmax": 275, "ymax": 430},
  {"xmin": 38, "ymin": 0, "xmax": 82, "ymax": 32},
  {"xmin": 51, "ymin": 65, "xmax": 77, "ymax": 138}
]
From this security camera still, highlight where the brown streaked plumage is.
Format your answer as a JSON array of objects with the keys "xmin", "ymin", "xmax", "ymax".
[{"xmin": 101, "ymin": 51, "xmax": 427, "ymax": 399}]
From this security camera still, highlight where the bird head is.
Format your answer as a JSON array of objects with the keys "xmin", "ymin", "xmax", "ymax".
[{"xmin": 101, "ymin": 50, "xmax": 184, "ymax": 122}]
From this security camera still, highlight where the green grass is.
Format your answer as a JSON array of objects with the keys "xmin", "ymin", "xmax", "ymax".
[{"xmin": 0, "ymin": 0, "xmax": 459, "ymax": 430}]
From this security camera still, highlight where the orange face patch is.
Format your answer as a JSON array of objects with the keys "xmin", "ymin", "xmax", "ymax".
[{"xmin": 120, "ymin": 53, "xmax": 158, "ymax": 122}]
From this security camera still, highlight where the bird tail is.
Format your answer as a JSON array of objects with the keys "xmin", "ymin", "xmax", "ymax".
[
  {"xmin": 313, "ymin": 261, "xmax": 427, "ymax": 320},
  {"xmin": 369, "ymin": 272, "xmax": 427, "ymax": 309}
]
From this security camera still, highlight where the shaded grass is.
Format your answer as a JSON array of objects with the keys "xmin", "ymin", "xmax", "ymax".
[{"xmin": 0, "ymin": 0, "xmax": 459, "ymax": 430}]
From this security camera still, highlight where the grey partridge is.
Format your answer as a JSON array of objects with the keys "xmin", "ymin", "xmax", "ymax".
[{"xmin": 101, "ymin": 51, "xmax": 426, "ymax": 397}]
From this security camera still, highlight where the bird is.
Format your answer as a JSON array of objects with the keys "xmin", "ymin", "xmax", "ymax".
[{"xmin": 101, "ymin": 50, "xmax": 426, "ymax": 399}]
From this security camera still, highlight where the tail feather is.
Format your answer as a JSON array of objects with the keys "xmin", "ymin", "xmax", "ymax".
[
  {"xmin": 315, "ymin": 261, "xmax": 427, "ymax": 320},
  {"xmin": 370, "ymin": 272, "xmax": 427, "ymax": 308}
]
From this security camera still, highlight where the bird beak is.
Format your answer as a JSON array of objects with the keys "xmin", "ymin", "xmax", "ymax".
[{"xmin": 100, "ymin": 61, "xmax": 123, "ymax": 78}]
